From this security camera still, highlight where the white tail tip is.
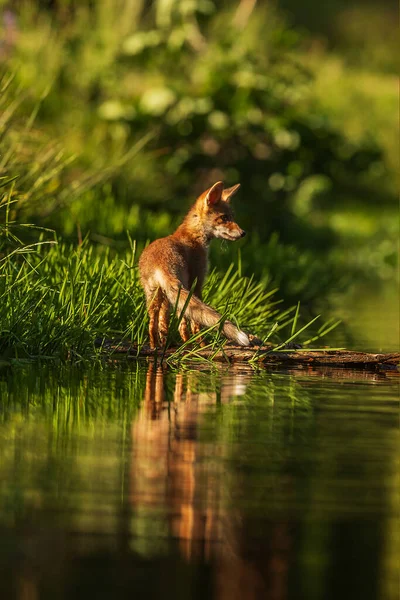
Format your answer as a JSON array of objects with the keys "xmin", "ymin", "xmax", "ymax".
[{"xmin": 236, "ymin": 331, "xmax": 250, "ymax": 346}]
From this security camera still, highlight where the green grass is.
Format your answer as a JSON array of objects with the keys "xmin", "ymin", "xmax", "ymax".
[{"xmin": 1, "ymin": 231, "xmax": 141, "ymax": 360}]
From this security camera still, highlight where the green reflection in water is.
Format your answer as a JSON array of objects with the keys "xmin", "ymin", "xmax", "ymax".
[{"xmin": 0, "ymin": 362, "xmax": 398, "ymax": 600}]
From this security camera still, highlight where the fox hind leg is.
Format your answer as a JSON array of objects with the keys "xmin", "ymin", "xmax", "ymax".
[
  {"xmin": 158, "ymin": 297, "xmax": 170, "ymax": 346},
  {"xmin": 147, "ymin": 287, "xmax": 163, "ymax": 349}
]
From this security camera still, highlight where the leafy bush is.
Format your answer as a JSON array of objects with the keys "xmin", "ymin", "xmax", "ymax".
[{"xmin": 7, "ymin": 1, "xmax": 387, "ymax": 238}]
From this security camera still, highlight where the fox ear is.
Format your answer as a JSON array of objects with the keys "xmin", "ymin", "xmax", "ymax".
[
  {"xmin": 205, "ymin": 181, "xmax": 224, "ymax": 206},
  {"xmin": 222, "ymin": 183, "xmax": 241, "ymax": 203}
]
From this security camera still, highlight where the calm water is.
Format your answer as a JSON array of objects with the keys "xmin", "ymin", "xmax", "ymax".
[
  {"xmin": 330, "ymin": 282, "xmax": 399, "ymax": 353},
  {"xmin": 0, "ymin": 361, "xmax": 398, "ymax": 600}
]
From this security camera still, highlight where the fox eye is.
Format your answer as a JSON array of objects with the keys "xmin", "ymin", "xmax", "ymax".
[{"xmin": 220, "ymin": 215, "xmax": 229, "ymax": 223}]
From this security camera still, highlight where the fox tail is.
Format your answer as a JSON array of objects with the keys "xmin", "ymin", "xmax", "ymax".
[{"xmin": 160, "ymin": 274, "xmax": 249, "ymax": 346}]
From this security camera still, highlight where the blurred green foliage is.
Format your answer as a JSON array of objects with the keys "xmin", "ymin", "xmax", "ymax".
[
  {"xmin": 277, "ymin": 0, "xmax": 398, "ymax": 73},
  {"xmin": 0, "ymin": 0, "xmax": 397, "ymax": 305}
]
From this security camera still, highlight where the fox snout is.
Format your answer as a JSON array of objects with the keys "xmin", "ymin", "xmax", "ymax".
[
  {"xmin": 231, "ymin": 227, "xmax": 246, "ymax": 239},
  {"xmin": 212, "ymin": 218, "xmax": 246, "ymax": 241},
  {"xmin": 225, "ymin": 223, "xmax": 246, "ymax": 240}
]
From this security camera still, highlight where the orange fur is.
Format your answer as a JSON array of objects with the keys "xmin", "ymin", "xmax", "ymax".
[{"xmin": 139, "ymin": 181, "xmax": 249, "ymax": 349}]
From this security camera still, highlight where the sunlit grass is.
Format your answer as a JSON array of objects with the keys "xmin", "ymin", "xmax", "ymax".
[{"xmin": 0, "ymin": 230, "xmax": 144, "ymax": 360}]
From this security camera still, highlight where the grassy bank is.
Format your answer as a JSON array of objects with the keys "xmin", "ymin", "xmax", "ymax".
[{"xmin": 0, "ymin": 223, "xmax": 340, "ymax": 362}]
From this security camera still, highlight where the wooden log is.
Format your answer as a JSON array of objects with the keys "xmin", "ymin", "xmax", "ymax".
[{"xmin": 98, "ymin": 339, "xmax": 400, "ymax": 371}]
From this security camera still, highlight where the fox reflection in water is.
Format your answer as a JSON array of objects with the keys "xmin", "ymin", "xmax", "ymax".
[{"xmin": 129, "ymin": 364, "xmax": 293, "ymax": 600}]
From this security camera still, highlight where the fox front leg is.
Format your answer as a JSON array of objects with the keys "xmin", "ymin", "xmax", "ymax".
[
  {"xmin": 190, "ymin": 321, "xmax": 205, "ymax": 346},
  {"xmin": 190, "ymin": 283, "xmax": 205, "ymax": 346},
  {"xmin": 178, "ymin": 318, "xmax": 191, "ymax": 343}
]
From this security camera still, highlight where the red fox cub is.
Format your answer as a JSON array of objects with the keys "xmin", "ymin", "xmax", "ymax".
[{"xmin": 139, "ymin": 181, "xmax": 250, "ymax": 349}]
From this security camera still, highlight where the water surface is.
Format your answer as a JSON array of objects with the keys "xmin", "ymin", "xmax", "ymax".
[
  {"xmin": 330, "ymin": 281, "xmax": 399, "ymax": 353},
  {"xmin": 0, "ymin": 362, "xmax": 398, "ymax": 600}
]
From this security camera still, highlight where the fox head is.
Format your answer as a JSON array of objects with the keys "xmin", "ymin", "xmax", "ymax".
[{"xmin": 196, "ymin": 181, "xmax": 246, "ymax": 241}]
